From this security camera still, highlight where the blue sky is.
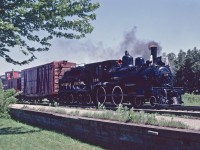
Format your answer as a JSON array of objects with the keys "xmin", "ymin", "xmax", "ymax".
[
  {"xmin": 1, "ymin": 0, "xmax": 200, "ymax": 75},
  {"xmin": 90, "ymin": 0, "xmax": 200, "ymax": 51}
]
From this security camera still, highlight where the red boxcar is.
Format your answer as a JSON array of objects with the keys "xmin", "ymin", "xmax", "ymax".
[
  {"xmin": 21, "ymin": 61, "xmax": 76, "ymax": 100},
  {"xmin": 5, "ymin": 71, "xmax": 21, "ymax": 80},
  {"xmin": 3, "ymin": 71, "xmax": 21, "ymax": 91}
]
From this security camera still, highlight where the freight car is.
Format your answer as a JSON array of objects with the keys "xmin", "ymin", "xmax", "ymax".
[
  {"xmin": 3, "ymin": 70, "xmax": 21, "ymax": 92},
  {"xmin": 58, "ymin": 45, "xmax": 184, "ymax": 108},
  {"xmin": 20, "ymin": 61, "xmax": 76, "ymax": 102}
]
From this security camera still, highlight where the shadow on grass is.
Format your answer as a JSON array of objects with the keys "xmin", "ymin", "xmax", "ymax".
[{"xmin": 0, "ymin": 127, "xmax": 41, "ymax": 135}]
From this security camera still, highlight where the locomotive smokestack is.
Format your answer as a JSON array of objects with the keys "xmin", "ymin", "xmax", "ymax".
[{"xmin": 149, "ymin": 45, "xmax": 157, "ymax": 64}]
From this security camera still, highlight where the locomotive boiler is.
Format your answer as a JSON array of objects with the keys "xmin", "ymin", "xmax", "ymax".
[
  {"xmin": 108, "ymin": 45, "xmax": 184, "ymax": 107},
  {"xmin": 59, "ymin": 45, "xmax": 184, "ymax": 108}
]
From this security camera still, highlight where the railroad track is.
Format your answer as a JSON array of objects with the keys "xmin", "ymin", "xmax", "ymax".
[
  {"xmin": 132, "ymin": 108, "xmax": 200, "ymax": 118},
  {"xmin": 17, "ymin": 101, "xmax": 200, "ymax": 118}
]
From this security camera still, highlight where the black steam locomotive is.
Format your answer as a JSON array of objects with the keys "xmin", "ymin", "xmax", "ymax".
[{"xmin": 59, "ymin": 45, "xmax": 184, "ymax": 108}]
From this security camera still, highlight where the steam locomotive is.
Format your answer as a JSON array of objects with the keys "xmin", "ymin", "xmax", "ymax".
[{"xmin": 58, "ymin": 45, "xmax": 184, "ymax": 108}]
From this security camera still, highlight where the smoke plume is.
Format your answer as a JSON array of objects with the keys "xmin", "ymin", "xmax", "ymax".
[
  {"xmin": 54, "ymin": 27, "xmax": 162, "ymax": 64},
  {"xmin": 120, "ymin": 27, "xmax": 162, "ymax": 61}
]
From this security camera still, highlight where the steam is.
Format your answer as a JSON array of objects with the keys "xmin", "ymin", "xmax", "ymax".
[
  {"xmin": 55, "ymin": 40, "xmax": 116, "ymax": 64},
  {"xmin": 55, "ymin": 27, "xmax": 162, "ymax": 64},
  {"xmin": 120, "ymin": 27, "xmax": 162, "ymax": 61},
  {"xmin": 0, "ymin": 27, "xmax": 163, "ymax": 75}
]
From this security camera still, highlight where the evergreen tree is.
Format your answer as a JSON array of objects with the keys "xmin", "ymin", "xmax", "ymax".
[
  {"xmin": 175, "ymin": 48, "xmax": 200, "ymax": 93},
  {"xmin": 174, "ymin": 50, "xmax": 186, "ymax": 88}
]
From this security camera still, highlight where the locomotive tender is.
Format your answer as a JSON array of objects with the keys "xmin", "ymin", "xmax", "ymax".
[{"xmin": 59, "ymin": 45, "xmax": 184, "ymax": 108}]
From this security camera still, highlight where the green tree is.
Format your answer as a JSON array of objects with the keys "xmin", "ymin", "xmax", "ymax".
[
  {"xmin": 174, "ymin": 49, "xmax": 186, "ymax": 70},
  {"xmin": 175, "ymin": 48, "xmax": 200, "ymax": 93},
  {"xmin": 0, "ymin": 80, "xmax": 18, "ymax": 118},
  {"xmin": 174, "ymin": 50, "xmax": 186, "ymax": 88},
  {"xmin": 189, "ymin": 47, "xmax": 200, "ymax": 93},
  {"xmin": 0, "ymin": 0, "xmax": 100, "ymax": 65},
  {"xmin": 0, "ymin": 81, "xmax": 4, "ymax": 102}
]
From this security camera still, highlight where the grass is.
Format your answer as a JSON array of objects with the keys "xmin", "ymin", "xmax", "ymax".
[
  {"xmin": 182, "ymin": 93, "xmax": 200, "ymax": 106},
  {"xmin": 0, "ymin": 118, "xmax": 103, "ymax": 150},
  {"xmin": 21, "ymin": 104, "xmax": 189, "ymax": 130},
  {"xmin": 81, "ymin": 109, "xmax": 188, "ymax": 129}
]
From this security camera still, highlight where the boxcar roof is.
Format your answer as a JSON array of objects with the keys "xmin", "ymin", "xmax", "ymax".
[{"xmin": 21, "ymin": 61, "xmax": 76, "ymax": 71}]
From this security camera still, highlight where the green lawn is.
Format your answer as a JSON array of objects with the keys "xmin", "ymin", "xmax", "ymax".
[
  {"xmin": 0, "ymin": 118, "xmax": 102, "ymax": 150},
  {"xmin": 182, "ymin": 93, "xmax": 200, "ymax": 106}
]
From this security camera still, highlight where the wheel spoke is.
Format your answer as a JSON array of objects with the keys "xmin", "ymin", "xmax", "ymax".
[
  {"xmin": 112, "ymin": 86, "xmax": 123, "ymax": 105},
  {"xmin": 78, "ymin": 93, "xmax": 83, "ymax": 104},
  {"xmin": 131, "ymin": 97, "xmax": 143, "ymax": 108},
  {"xmin": 150, "ymin": 96, "xmax": 157, "ymax": 107},
  {"xmin": 85, "ymin": 94, "xmax": 91, "ymax": 104},
  {"xmin": 69, "ymin": 94, "xmax": 74, "ymax": 104},
  {"xmin": 96, "ymin": 86, "xmax": 106, "ymax": 105}
]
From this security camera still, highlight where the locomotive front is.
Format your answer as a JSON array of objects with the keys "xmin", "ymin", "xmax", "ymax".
[
  {"xmin": 147, "ymin": 45, "xmax": 184, "ymax": 107},
  {"xmin": 102, "ymin": 45, "xmax": 184, "ymax": 108}
]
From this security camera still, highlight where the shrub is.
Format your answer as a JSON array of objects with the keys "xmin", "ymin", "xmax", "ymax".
[
  {"xmin": 0, "ymin": 81, "xmax": 17, "ymax": 118},
  {"xmin": 129, "ymin": 110, "xmax": 157, "ymax": 125}
]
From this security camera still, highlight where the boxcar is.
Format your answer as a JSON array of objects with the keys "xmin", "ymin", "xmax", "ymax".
[
  {"xmin": 21, "ymin": 61, "xmax": 76, "ymax": 101},
  {"xmin": 5, "ymin": 71, "xmax": 21, "ymax": 80},
  {"xmin": 3, "ymin": 70, "xmax": 21, "ymax": 91},
  {"xmin": 4, "ymin": 78, "xmax": 21, "ymax": 92}
]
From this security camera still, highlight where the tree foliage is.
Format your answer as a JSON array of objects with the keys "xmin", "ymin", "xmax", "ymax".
[
  {"xmin": 0, "ymin": 0, "xmax": 100, "ymax": 65},
  {"xmin": 172, "ymin": 47, "xmax": 200, "ymax": 93},
  {"xmin": 0, "ymin": 80, "xmax": 17, "ymax": 118}
]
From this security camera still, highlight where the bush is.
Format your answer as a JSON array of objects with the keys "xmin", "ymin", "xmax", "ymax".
[{"xmin": 0, "ymin": 81, "xmax": 17, "ymax": 118}]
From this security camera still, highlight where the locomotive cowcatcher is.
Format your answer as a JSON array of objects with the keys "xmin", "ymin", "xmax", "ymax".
[{"xmin": 59, "ymin": 45, "xmax": 184, "ymax": 108}]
